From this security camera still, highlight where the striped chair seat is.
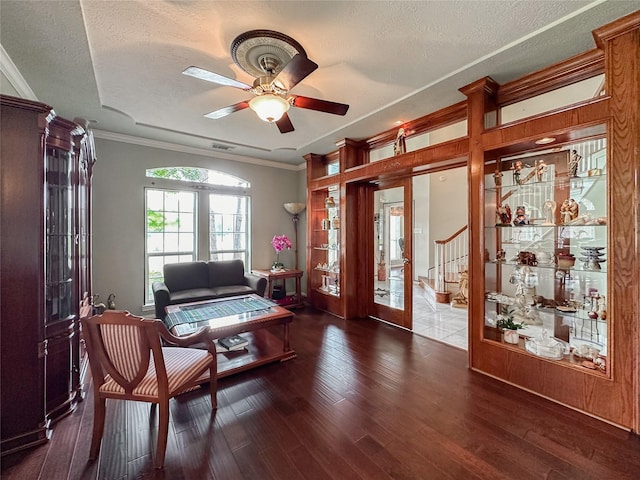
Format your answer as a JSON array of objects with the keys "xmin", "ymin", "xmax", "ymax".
[{"xmin": 100, "ymin": 347, "xmax": 212, "ymax": 398}]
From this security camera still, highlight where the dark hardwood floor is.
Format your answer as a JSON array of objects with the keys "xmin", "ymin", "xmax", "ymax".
[{"xmin": 2, "ymin": 307, "xmax": 639, "ymax": 479}]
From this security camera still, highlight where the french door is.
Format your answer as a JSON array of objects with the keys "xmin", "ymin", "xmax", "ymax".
[{"xmin": 369, "ymin": 178, "xmax": 413, "ymax": 328}]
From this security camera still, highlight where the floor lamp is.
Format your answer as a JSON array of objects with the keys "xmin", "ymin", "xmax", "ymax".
[{"xmin": 283, "ymin": 202, "xmax": 306, "ymax": 270}]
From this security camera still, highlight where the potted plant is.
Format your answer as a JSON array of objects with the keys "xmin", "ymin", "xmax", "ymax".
[
  {"xmin": 271, "ymin": 234, "xmax": 292, "ymax": 272},
  {"xmin": 496, "ymin": 306, "xmax": 525, "ymax": 344}
]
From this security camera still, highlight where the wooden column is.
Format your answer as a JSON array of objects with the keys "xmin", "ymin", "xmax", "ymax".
[
  {"xmin": 593, "ymin": 11, "xmax": 640, "ymax": 433},
  {"xmin": 459, "ymin": 77, "xmax": 500, "ymax": 364}
]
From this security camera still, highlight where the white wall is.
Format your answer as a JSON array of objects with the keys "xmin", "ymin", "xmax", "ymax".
[
  {"xmin": 1, "ymin": 70, "xmax": 20, "ymax": 96},
  {"xmin": 412, "ymin": 166, "xmax": 468, "ymax": 281},
  {"xmin": 92, "ymin": 137, "xmax": 304, "ymax": 315},
  {"xmin": 427, "ymin": 167, "xmax": 468, "ymax": 267},
  {"xmin": 412, "ymin": 174, "xmax": 431, "ymax": 280}
]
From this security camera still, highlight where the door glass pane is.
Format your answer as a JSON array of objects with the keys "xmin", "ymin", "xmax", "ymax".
[{"xmin": 373, "ymin": 187, "xmax": 405, "ymax": 310}]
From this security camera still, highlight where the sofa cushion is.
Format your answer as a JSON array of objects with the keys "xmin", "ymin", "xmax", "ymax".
[
  {"xmin": 164, "ymin": 262, "xmax": 208, "ymax": 292},
  {"xmin": 169, "ymin": 288, "xmax": 219, "ymax": 305},
  {"xmin": 208, "ymin": 259, "xmax": 245, "ymax": 288},
  {"xmin": 209, "ymin": 285, "xmax": 255, "ymax": 298}
]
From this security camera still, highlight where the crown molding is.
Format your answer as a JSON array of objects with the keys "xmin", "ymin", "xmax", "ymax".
[
  {"xmin": 0, "ymin": 43, "xmax": 37, "ymax": 100},
  {"xmin": 92, "ymin": 130, "xmax": 306, "ymax": 171}
]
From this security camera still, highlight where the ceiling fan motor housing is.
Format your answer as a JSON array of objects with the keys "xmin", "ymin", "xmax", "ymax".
[{"xmin": 252, "ymin": 75, "xmax": 288, "ymax": 97}]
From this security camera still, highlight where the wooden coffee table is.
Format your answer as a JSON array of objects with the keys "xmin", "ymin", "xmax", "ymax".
[{"xmin": 165, "ymin": 294, "xmax": 296, "ymax": 379}]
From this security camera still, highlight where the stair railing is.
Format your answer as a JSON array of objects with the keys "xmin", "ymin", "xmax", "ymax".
[{"xmin": 434, "ymin": 225, "xmax": 468, "ymax": 292}]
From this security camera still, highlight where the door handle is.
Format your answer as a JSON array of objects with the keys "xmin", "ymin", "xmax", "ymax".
[{"xmin": 402, "ymin": 257, "xmax": 410, "ymax": 265}]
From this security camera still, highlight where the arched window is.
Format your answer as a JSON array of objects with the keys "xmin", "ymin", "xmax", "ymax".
[
  {"xmin": 144, "ymin": 167, "xmax": 251, "ymax": 304},
  {"xmin": 146, "ymin": 167, "xmax": 250, "ymax": 188}
]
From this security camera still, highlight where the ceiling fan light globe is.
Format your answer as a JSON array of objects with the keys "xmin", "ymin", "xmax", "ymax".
[{"xmin": 249, "ymin": 94, "xmax": 290, "ymax": 122}]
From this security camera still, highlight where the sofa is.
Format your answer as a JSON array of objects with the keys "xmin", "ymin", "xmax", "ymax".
[{"xmin": 152, "ymin": 259, "xmax": 267, "ymax": 321}]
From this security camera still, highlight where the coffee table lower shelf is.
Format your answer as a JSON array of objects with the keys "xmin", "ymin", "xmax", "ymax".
[{"xmin": 216, "ymin": 329, "xmax": 296, "ymax": 378}]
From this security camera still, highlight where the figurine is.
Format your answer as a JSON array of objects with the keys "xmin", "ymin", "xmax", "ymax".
[
  {"xmin": 496, "ymin": 203, "xmax": 512, "ymax": 224},
  {"xmin": 542, "ymin": 199, "xmax": 557, "ymax": 225},
  {"xmin": 560, "ymin": 199, "xmax": 570, "ymax": 224},
  {"xmin": 597, "ymin": 295, "xmax": 607, "ymax": 320},
  {"xmin": 393, "ymin": 127, "xmax": 406, "ymax": 156},
  {"xmin": 450, "ymin": 270, "xmax": 469, "ymax": 308},
  {"xmin": 567, "ymin": 198, "xmax": 579, "ymax": 220},
  {"xmin": 560, "ymin": 199, "xmax": 579, "ymax": 224},
  {"xmin": 513, "ymin": 205, "xmax": 529, "ymax": 225},
  {"xmin": 512, "ymin": 160, "xmax": 523, "ymax": 185},
  {"xmin": 535, "ymin": 158, "xmax": 547, "ymax": 182},
  {"xmin": 493, "ymin": 169, "xmax": 503, "ymax": 187},
  {"xmin": 107, "ymin": 293, "xmax": 116, "ymax": 310},
  {"xmin": 568, "ymin": 150, "xmax": 582, "ymax": 177}
]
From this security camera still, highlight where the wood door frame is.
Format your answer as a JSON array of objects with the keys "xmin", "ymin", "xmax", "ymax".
[{"xmin": 367, "ymin": 177, "xmax": 413, "ymax": 329}]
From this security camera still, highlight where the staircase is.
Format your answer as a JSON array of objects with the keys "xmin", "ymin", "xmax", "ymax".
[{"xmin": 421, "ymin": 225, "xmax": 468, "ymax": 306}]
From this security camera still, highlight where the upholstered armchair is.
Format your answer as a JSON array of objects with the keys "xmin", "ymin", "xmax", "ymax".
[{"xmin": 82, "ymin": 310, "xmax": 217, "ymax": 469}]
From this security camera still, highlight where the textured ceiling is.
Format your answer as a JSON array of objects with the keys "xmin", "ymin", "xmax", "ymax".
[{"xmin": 1, "ymin": 1, "xmax": 638, "ymax": 166}]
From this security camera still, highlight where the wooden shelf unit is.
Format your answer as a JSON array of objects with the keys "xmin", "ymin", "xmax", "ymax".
[
  {"xmin": 1, "ymin": 95, "xmax": 96, "ymax": 455},
  {"xmin": 303, "ymin": 12, "xmax": 640, "ymax": 432},
  {"xmin": 461, "ymin": 14, "xmax": 639, "ymax": 432}
]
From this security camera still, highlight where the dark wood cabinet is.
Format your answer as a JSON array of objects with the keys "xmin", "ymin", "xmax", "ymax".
[{"xmin": 0, "ymin": 95, "xmax": 95, "ymax": 455}]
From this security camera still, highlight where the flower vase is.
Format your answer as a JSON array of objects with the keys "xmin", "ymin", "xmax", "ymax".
[
  {"xmin": 272, "ymin": 253, "xmax": 284, "ymax": 272},
  {"xmin": 503, "ymin": 329, "xmax": 520, "ymax": 344}
]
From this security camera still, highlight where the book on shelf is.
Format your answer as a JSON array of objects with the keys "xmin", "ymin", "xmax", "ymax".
[
  {"xmin": 215, "ymin": 343, "xmax": 246, "ymax": 353},
  {"xmin": 217, "ymin": 334, "xmax": 248, "ymax": 351}
]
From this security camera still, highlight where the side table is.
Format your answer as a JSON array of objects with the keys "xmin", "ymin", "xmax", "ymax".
[{"xmin": 252, "ymin": 268, "xmax": 304, "ymax": 309}]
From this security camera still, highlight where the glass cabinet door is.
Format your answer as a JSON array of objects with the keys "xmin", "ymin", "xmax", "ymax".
[
  {"xmin": 46, "ymin": 147, "xmax": 75, "ymax": 323},
  {"xmin": 484, "ymin": 137, "xmax": 608, "ymax": 373},
  {"xmin": 311, "ymin": 185, "xmax": 341, "ymax": 297}
]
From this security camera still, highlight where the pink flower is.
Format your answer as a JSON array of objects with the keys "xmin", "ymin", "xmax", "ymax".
[{"xmin": 271, "ymin": 234, "xmax": 292, "ymax": 253}]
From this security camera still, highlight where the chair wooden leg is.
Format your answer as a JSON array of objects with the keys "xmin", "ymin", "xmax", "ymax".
[
  {"xmin": 209, "ymin": 358, "xmax": 217, "ymax": 409},
  {"xmin": 154, "ymin": 400, "xmax": 170, "ymax": 469},
  {"xmin": 89, "ymin": 396, "xmax": 106, "ymax": 460}
]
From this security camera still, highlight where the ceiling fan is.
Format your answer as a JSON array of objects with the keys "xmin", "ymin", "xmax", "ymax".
[{"xmin": 182, "ymin": 30, "xmax": 349, "ymax": 134}]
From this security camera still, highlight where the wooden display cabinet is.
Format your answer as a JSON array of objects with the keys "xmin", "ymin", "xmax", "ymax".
[
  {"xmin": 464, "ymin": 13, "xmax": 639, "ymax": 432},
  {"xmin": 301, "ymin": 12, "xmax": 639, "ymax": 432},
  {"xmin": 1, "ymin": 95, "xmax": 95, "ymax": 455},
  {"xmin": 307, "ymin": 185, "xmax": 343, "ymax": 316}
]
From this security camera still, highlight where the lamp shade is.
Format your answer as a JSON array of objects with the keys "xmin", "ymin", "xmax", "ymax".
[
  {"xmin": 249, "ymin": 94, "xmax": 290, "ymax": 122},
  {"xmin": 284, "ymin": 202, "xmax": 306, "ymax": 215}
]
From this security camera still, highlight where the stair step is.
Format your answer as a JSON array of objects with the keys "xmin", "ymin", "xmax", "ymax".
[{"xmin": 418, "ymin": 276, "xmax": 453, "ymax": 304}]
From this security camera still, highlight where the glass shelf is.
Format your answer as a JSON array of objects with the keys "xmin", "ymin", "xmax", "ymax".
[
  {"xmin": 483, "ymin": 141, "xmax": 609, "ymax": 370},
  {"xmin": 309, "ymin": 185, "xmax": 341, "ymax": 307},
  {"xmin": 485, "ymin": 171, "xmax": 606, "ymax": 194}
]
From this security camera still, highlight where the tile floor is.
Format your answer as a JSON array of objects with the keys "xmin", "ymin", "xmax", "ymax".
[
  {"xmin": 412, "ymin": 284, "xmax": 469, "ymax": 350},
  {"xmin": 372, "ymin": 273, "xmax": 469, "ymax": 350}
]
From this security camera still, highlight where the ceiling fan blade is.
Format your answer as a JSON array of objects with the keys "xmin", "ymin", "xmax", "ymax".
[
  {"xmin": 204, "ymin": 101, "xmax": 250, "ymax": 119},
  {"xmin": 272, "ymin": 54, "xmax": 318, "ymax": 91},
  {"xmin": 276, "ymin": 112, "xmax": 295, "ymax": 134},
  {"xmin": 183, "ymin": 66, "xmax": 251, "ymax": 90},
  {"xmin": 291, "ymin": 95, "xmax": 349, "ymax": 116}
]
